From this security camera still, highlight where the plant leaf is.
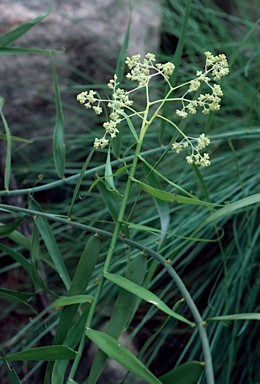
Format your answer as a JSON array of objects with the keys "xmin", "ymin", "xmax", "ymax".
[
  {"xmin": 142, "ymin": 161, "xmax": 170, "ymax": 246},
  {"xmin": 0, "ymin": 100, "xmax": 11, "ymax": 191},
  {"xmin": 86, "ymin": 328, "xmax": 162, "ymax": 384},
  {"xmin": 104, "ymin": 272, "xmax": 195, "ymax": 327},
  {"xmin": 0, "ymin": 349, "xmax": 21, "ymax": 384},
  {"xmin": 0, "ymin": 13, "xmax": 50, "ymax": 46},
  {"xmin": 87, "ymin": 254, "xmax": 147, "ymax": 383},
  {"xmin": 131, "ymin": 177, "xmax": 217, "ymax": 208},
  {"xmin": 52, "ymin": 307, "xmax": 90, "ymax": 383},
  {"xmin": 30, "ymin": 197, "xmax": 71, "ymax": 290},
  {"xmin": 44, "ymin": 235, "xmax": 100, "ymax": 383},
  {"xmin": 112, "ymin": 18, "xmax": 130, "ymax": 157},
  {"xmin": 105, "ymin": 147, "xmax": 117, "ymax": 191},
  {"xmin": 0, "ymin": 216, "xmax": 25, "ymax": 238},
  {"xmin": 195, "ymin": 194, "xmax": 260, "ymax": 234},
  {"xmin": 0, "ymin": 243, "xmax": 31, "ymax": 273},
  {"xmin": 51, "ymin": 53, "xmax": 65, "ymax": 178},
  {"xmin": 31, "ymin": 224, "xmax": 56, "ymax": 295},
  {"xmin": 50, "ymin": 295, "xmax": 95, "ymax": 308},
  {"xmin": 205, "ymin": 313, "xmax": 260, "ymax": 323},
  {"xmin": 0, "ymin": 346, "xmax": 76, "ymax": 362},
  {"xmin": 159, "ymin": 361, "xmax": 204, "ymax": 384},
  {"xmin": 97, "ymin": 179, "xmax": 121, "ymax": 222},
  {"xmin": 0, "ymin": 288, "xmax": 33, "ymax": 302}
]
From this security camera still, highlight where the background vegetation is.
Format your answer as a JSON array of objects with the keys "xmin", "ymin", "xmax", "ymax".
[{"xmin": 0, "ymin": 0, "xmax": 259, "ymax": 383}]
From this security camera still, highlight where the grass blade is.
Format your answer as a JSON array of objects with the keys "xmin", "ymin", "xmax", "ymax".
[
  {"xmin": 0, "ymin": 216, "xmax": 25, "ymax": 237},
  {"xmin": 50, "ymin": 295, "xmax": 95, "ymax": 308},
  {"xmin": 142, "ymin": 161, "xmax": 170, "ymax": 246},
  {"xmin": 205, "ymin": 313, "xmax": 260, "ymax": 323},
  {"xmin": 104, "ymin": 272, "xmax": 195, "ymax": 327},
  {"xmin": 0, "ymin": 13, "xmax": 49, "ymax": 46},
  {"xmin": 86, "ymin": 328, "xmax": 162, "ymax": 384},
  {"xmin": 0, "ymin": 98, "xmax": 11, "ymax": 190},
  {"xmin": 97, "ymin": 179, "xmax": 122, "ymax": 222},
  {"xmin": 0, "ymin": 346, "xmax": 76, "ymax": 362},
  {"xmin": 52, "ymin": 307, "xmax": 90, "ymax": 383},
  {"xmin": 0, "ymin": 349, "xmax": 21, "ymax": 384},
  {"xmin": 50, "ymin": 53, "xmax": 66, "ymax": 178},
  {"xmin": 195, "ymin": 193, "xmax": 260, "ymax": 234},
  {"xmin": 0, "ymin": 243, "xmax": 31, "ymax": 273},
  {"xmin": 30, "ymin": 197, "xmax": 71, "ymax": 290},
  {"xmin": 87, "ymin": 253, "xmax": 147, "ymax": 383},
  {"xmin": 159, "ymin": 361, "xmax": 204, "ymax": 384},
  {"xmin": 105, "ymin": 147, "xmax": 117, "ymax": 191},
  {"xmin": 131, "ymin": 177, "xmax": 218, "ymax": 208},
  {"xmin": 0, "ymin": 47, "xmax": 58, "ymax": 55},
  {"xmin": 112, "ymin": 18, "xmax": 130, "ymax": 158},
  {"xmin": 44, "ymin": 235, "xmax": 100, "ymax": 383}
]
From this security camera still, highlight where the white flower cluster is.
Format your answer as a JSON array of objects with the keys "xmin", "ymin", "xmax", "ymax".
[
  {"xmin": 125, "ymin": 53, "xmax": 175, "ymax": 86},
  {"xmin": 76, "ymin": 51, "xmax": 228, "ymax": 157},
  {"xmin": 172, "ymin": 133, "xmax": 211, "ymax": 167},
  {"xmin": 176, "ymin": 51, "xmax": 229, "ymax": 118},
  {"xmin": 77, "ymin": 53, "xmax": 175, "ymax": 149}
]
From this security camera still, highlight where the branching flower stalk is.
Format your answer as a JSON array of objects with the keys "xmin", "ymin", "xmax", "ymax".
[{"xmin": 76, "ymin": 51, "xmax": 229, "ymax": 383}]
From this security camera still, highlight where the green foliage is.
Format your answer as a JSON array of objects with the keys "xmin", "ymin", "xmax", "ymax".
[{"xmin": 0, "ymin": 1, "xmax": 260, "ymax": 384}]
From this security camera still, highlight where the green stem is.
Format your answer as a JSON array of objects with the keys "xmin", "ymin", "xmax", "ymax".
[{"xmin": 67, "ymin": 107, "xmax": 152, "ymax": 381}]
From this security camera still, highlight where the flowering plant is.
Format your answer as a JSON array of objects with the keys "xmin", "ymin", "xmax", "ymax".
[
  {"xmin": 73, "ymin": 52, "xmax": 229, "ymax": 383},
  {"xmin": 77, "ymin": 51, "xmax": 228, "ymax": 166}
]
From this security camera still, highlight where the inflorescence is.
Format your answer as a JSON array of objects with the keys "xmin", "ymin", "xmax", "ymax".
[{"xmin": 77, "ymin": 51, "xmax": 229, "ymax": 166}]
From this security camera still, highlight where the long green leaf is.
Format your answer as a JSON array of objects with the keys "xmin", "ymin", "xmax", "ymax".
[
  {"xmin": 131, "ymin": 177, "xmax": 218, "ymax": 208},
  {"xmin": 97, "ymin": 179, "xmax": 121, "ymax": 222},
  {"xmin": 0, "ymin": 288, "xmax": 33, "ymax": 302},
  {"xmin": 120, "ymin": 110, "xmax": 139, "ymax": 142},
  {"xmin": 139, "ymin": 155, "xmax": 201, "ymax": 199},
  {"xmin": 51, "ymin": 53, "xmax": 65, "ymax": 178},
  {"xmin": 87, "ymin": 254, "xmax": 147, "ymax": 383},
  {"xmin": 159, "ymin": 361, "xmax": 204, "ymax": 384},
  {"xmin": 67, "ymin": 148, "xmax": 94, "ymax": 218},
  {"xmin": 31, "ymin": 224, "xmax": 56, "ymax": 295},
  {"xmin": 50, "ymin": 295, "xmax": 95, "ymax": 308},
  {"xmin": 142, "ymin": 161, "xmax": 170, "ymax": 246},
  {"xmin": 0, "ymin": 291, "xmax": 35, "ymax": 313},
  {"xmin": 0, "ymin": 216, "xmax": 25, "ymax": 238},
  {"xmin": 44, "ymin": 235, "xmax": 100, "ymax": 383},
  {"xmin": 0, "ymin": 243, "xmax": 31, "ymax": 273},
  {"xmin": 205, "ymin": 313, "xmax": 260, "ymax": 323},
  {"xmin": 86, "ymin": 328, "xmax": 162, "ymax": 384},
  {"xmin": 0, "ymin": 349, "xmax": 21, "ymax": 384},
  {"xmin": 52, "ymin": 307, "xmax": 90, "ymax": 383},
  {"xmin": 0, "ymin": 133, "xmax": 32, "ymax": 142},
  {"xmin": 196, "ymin": 194, "xmax": 260, "ymax": 233},
  {"xmin": 30, "ymin": 197, "xmax": 71, "ymax": 290},
  {"xmin": 0, "ymin": 346, "xmax": 76, "ymax": 361},
  {"xmin": 112, "ymin": 18, "xmax": 130, "ymax": 157},
  {"xmin": 0, "ymin": 98, "xmax": 11, "ymax": 190},
  {"xmin": 105, "ymin": 147, "xmax": 117, "ymax": 191},
  {"xmin": 0, "ymin": 47, "xmax": 59, "ymax": 55},
  {"xmin": 104, "ymin": 272, "xmax": 195, "ymax": 327},
  {"xmin": 0, "ymin": 13, "xmax": 49, "ymax": 46}
]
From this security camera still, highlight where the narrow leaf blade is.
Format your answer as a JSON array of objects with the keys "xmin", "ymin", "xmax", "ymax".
[
  {"xmin": 159, "ymin": 361, "xmax": 204, "ymax": 384},
  {"xmin": 0, "ymin": 13, "xmax": 49, "ymax": 46},
  {"xmin": 86, "ymin": 328, "xmax": 161, "ymax": 384},
  {"xmin": 205, "ymin": 313, "xmax": 260, "ymax": 323},
  {"xmin": 0, "ymin": 216, "xmax": 25, "ymax": 238},
  {"xmin": 104, "ymin": 272, "xmax": 195, "ymax": 327},
  {"xmin": 0, "ymin": 346, "xmax": 76, "ymax": 361}
]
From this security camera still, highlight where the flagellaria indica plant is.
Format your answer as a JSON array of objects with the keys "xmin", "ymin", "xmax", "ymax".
[{"xmin": 73, "ymin": 51, "xmax": 229, "ymax": 383}]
